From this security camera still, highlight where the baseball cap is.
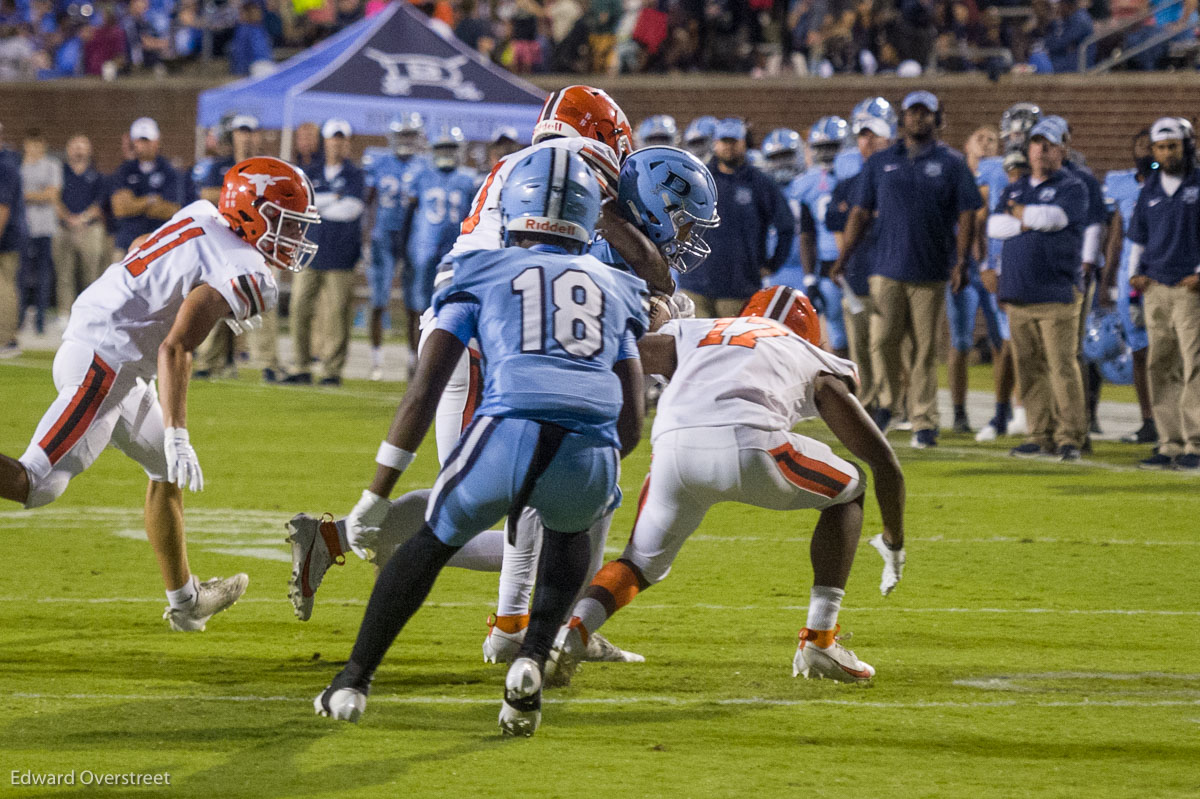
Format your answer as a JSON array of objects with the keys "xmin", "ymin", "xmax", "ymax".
[
  {"xmin": 230, "ymin": 114, "xmax": 259, "ymax": 132},
  {"xmin": 714, "ymin": 117, "xmax": 747, "ymax": 141},
  {"xmin": 1150, "ymin": 116, "xmax": 1188, "ymax": 142},
  {"xmin": 130, "ymin": 117, "xmax": 160, "ymax": 141},
  {"xmin": 1029, "ymin": 119, "xmax": 1065, "ymax": 145},
  {"xmin": 321, "ymin": 118, "xmax": 352, "ymax": 139},
  {"xmin": 853, "ymin": 116, "xmax": 894, "ymax": 139},
  {"xmin": 490, "ymin": 125, "xmax": 519, "ymax": 144},
  {"xmin": 901, "ymin": 91, "xmax": 939, "ymax": 113}
]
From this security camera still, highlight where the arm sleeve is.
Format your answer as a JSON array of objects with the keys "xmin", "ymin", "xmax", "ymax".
[
  {"xmin": 1081, "ymin": 223, "xmax": 1103, "ymax": 262},
  {"xmin": 987, "ymin": 214, "xmax": 1023, "ymax": 240},
  {"xmin": 433, "ymin": 297, "xmax": 480, "ymax": 345},
  {"xmin": 316, "ymin": 194, "xmax": 367, "ymax": 222},
  {"xmin": 1021, "ymin": 204, "xmax": 1070, "ymax": 231}
]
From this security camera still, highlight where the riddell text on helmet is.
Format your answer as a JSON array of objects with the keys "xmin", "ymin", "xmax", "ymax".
[{"xmin": 520, "ymin": 218, "xmax": 581, "ymax": 236}]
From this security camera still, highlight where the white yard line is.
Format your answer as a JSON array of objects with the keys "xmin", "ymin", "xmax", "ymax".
[{"xmin": 8, "ymin": 691, "xmax": 1200, "ymax": 710}]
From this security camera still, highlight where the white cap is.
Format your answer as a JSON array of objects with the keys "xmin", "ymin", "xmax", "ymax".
[
  {"xmin": 230, "ymin": 114, "xmax": 259, "ymax": 131},
  {"xmin": 1150, "ymin": 116, "xmax": 1187, "ymax": 143},
  {"xmin": 130, "ymin": 117, "xmax": 160, "ymax": 141},
  {"xmin": 322, "ymin": 118, "xmax": 352, "ymax": 139},
  {"xmin": 853, "ymin": 116, "xmax": 894, "ymax": 139}
]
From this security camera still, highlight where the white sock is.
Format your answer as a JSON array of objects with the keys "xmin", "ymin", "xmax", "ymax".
[
  {"xmin": 166, "ymin": 575, "xmax": 199, "ymax": 610},
  {"xmin": 448, "ymin": 530, "xmax": 505, "ymax": 571},
  {"xmin": 371, "ymin": 347, "xmax": 382, "ymax": 368},
  {"xmin": 496, "ymin": 507, "xmax": 542, "ymax": 617},
  {"xmin": 806, "ymin": 585, "xmax": 845, "ymax": 634},
  {"xmin": 572, "ymin": 597, "xmax": 607, "ymax": 638}
]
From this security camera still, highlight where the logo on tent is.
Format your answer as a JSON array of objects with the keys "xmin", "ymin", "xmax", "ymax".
[{"xmin": 364, "ymin": 49, "xmax": 484, "ymax": 101}]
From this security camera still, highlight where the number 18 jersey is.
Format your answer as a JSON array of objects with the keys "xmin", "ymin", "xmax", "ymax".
[
  {"xmin": 64, "ymin": 200, "xmax": 278, "ymax": 378},
  {"xmin": 433, "ymin": 244, "xmax": 649, "ymax": 447},
  {"xmin": 652, "ymin": 317, "xmax": 860, "ymax": 440}
]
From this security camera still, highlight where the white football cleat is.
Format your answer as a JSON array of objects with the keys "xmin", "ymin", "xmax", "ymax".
[
  {"xmin": 498, "ymin": 657, "xmax": 542, "ymax": 737},
  {"xmin": 975, "ymin": 423, "xmax": 999, "ymax": 442},
  {"xmin": 543, "ymin": 625, "xmax": 586, "ymax": 688},
  {"xmin": 793, "ymin": 627, "xmax": 875, "ymax": 683},
  {"xmin": 369, "ymin": 366, "xmax": 383, "ymax": 382},
  {"xmin": 584, "ymin": 632, "xmax": 645, "ymax": 664},
  {"xmin": 314, "ymin": 685, "xmax": 367, "ymax": 723},
  {"xmin": 1008, "ymin": 407, "xmax": 1027, "ymax": 436},
  {"xmin": 163, "ymin": 574, "xmax": 249, "ymax": 632},
  {"xmin": 482, "ymin": 617, "xmax": 526, "ymax": 663},
  {"xmin": 286, "ymin": 513, "xmax": 345, "ymax": 621}
]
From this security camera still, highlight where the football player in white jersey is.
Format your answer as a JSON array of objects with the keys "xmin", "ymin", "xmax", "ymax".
[
  {"xmin": 0, "ymin": 156, "xmax": 320, "ymax": 632},
  {"xmin": 547, "ymin": 286, "xmax": 908, "ymax": 685}
]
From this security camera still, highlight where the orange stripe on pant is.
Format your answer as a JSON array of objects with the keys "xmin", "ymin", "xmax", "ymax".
[
  {"xmin": 38, "ymin": 355, "xmax": 115, "ymax": 466},
  {"xmin": 768, "ymin": 443, "xmax": 850, "ymax": 499}
]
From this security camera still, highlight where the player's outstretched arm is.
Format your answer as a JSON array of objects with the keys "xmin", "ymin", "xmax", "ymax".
[
  {"xmin": 812, "ymin": 374, "xmax": 904, "ymax": 548},
  {"xmin": 157, "ymin": 284, "xmax": 234, "ymax": 491},
  {"xmin": 614, "ymin": 357, "xmax": 645, "ymax": 459},
  {"xmin": 596, "ymin": 200, "xmax": 674, "ymax": 294}
]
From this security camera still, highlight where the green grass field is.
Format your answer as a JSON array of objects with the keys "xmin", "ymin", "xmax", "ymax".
[{"xmin": 1, "ymin": 352, "xmax": 1198, "ymax": 799}]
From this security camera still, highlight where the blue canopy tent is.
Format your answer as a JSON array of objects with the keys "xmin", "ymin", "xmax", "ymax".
[{"xmin": 196, "ymin": 3, "xmax": 547, "ymax": 158}]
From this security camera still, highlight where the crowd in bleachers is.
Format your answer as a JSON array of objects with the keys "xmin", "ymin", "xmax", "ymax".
[{"xmin": 2, "ymin": 0, "xmax": 1199, "ymax": 81}]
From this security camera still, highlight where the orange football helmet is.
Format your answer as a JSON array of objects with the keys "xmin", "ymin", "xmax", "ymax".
[
  {"xmin": 740, "ymin": 286, "xmax": 821, "ymax": 346},
  {"xmin": 219, "ymin": 156, "xmax": 320, "ymax": 272},
  {"xmin": 533, "ymin": 85, "xmax": 634, "ymax": 164}
]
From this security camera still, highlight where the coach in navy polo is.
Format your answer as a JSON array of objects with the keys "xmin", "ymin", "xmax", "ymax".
[
  {"xmin": 109, "ymin": 117, "xmax": 182, "ymax": 264},
  {"xmin": 285, "ymin": 118, "xmax": 366, "ymax": 387},
  {"xmin": 1126, "ymin": 117, "xmax": 1200, "ymax": 470},
  {"xmin": 677, "ymin": 117, "xmax": 794, "ymax": 318},
  {"xmin": 985, "ymin": 118, "xmax": 1088, "ymax": 462},
  {"xmin": 834, "ymin": 90, "xmax": 982, "ymax": 448}
]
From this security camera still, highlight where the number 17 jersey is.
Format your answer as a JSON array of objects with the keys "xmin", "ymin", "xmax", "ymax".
[
  {"xmin": 432, "ymin": 245, "xmax": 649, "ymax": 448},
  {"xmin": 64, "ymin": 200, "xmax": 278, "ymax": 378},
  {"xmin": 652, "ymin": 317, "xmax": 860, "ymax": 440}
]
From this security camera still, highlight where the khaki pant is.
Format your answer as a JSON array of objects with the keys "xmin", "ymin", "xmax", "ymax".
[
  {"xmin": 842, "ymin": 292, "xmax": 876, "ymax": 408},
  {"xmin": 1143, "ymin": 281, "xmax": 1200, "ymax": 457},
  {"xmin": 681, "ymin": 291, "xmax": 745, "ymax": 320},
  {"xmin": 0, "ymin": 250, "xmax": 18, "ymax": 344},
  {"xmin": 868, "ymin": 275, "xmax": 944, "ymax": 432},
  {"xmin": 52, "ymin": 223, "xmax": 106, "ymax": 312},
  {"xmin": 1006, "ymin": 293, "xmax": 1087, "ymax": 450},
  {"xmin": 291, "ymin": 268, "xmax": 355, "ymax": 380}
]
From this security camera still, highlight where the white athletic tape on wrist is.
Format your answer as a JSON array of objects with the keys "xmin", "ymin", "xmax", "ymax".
[{"xmin": 376, "ymin": 442, "xmax": 416, "ymax": 472}]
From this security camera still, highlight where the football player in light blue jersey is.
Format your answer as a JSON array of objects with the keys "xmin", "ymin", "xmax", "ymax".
[
  {"xmin": 314, "ymin": 148, "xmax": 649, "ymax": 738},
  {"xmin": 786, "ymin": 116, "xmax": 849, "ymax": 357},
  {"xmin": 397, "ymin": 126, "xmax": 481, "ymax": 368},
  {"xmin": 1101, "ymin": 127, "xmax": 1157, "ymax": 444},
  {"xmin": 683, "ymin": 115, "xmax": 718, "ymax": 161},
  {"xmin": 363, "ymin": 112, "xmax": 429, "ymax": 379},
  {"xmin": 636, "ymin": 115, "xmax": 680, "ymax": 148},
  {"xmin": 835, "ymin": 97, "xmax": 896, "ymax": 180}
]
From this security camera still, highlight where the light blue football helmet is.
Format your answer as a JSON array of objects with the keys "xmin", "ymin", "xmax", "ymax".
[
  {"xmin": 431, "ymin": 125, "xmax": 465, "ymax": 169},
  {"xmin": 809, "ymin": 116, "xmax": 849, "ymax": 164},
  {"xmin": 761, "ymin": 128, "xmax": 803, "ymax": 185},
  {"xmin": 851, "ymin": 97, "xmax": 898, "ymax": 130},
  {"xmin": 389, "ymin": 112, "xmax": 425, "ymax": 157},
  {"xmin": 1099, "ymin": 348, "xmax": 1134, "ymax": 385},
  {"xmin": 616, "ymin": 146, "xmax": 720, "ymax": 273},
  {"xmin": 1083, "ymin": 309, "xmax": 1125, "ymax": 364},
  {"xmin": 683, "ymin": 115, "xmax": 719, "ymax": 158},
  {"xmin": 637, "ymin": 115, "xmax": 680, "ymax": 148},
  {"xmin": 500, "ymin": 148, "xmax": 601, "ymax": 252}
]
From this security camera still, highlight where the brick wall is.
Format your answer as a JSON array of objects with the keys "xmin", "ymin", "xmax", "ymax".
[{"xmin": 1, "ymin": 73, "xmax": 1197, "ymax": 173}]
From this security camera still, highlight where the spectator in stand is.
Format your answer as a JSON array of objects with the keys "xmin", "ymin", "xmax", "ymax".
[
  {"xmin": 0, "ymin": 23, "xmax": 40, "ymax": 80},
  {"xmin": 0, "ymin": 141, "xmax": 23, "ymax": 357},
  {"xmin": 39, "ymin": 17, "xmax": 85, "ymax": 78},
  {"xmin": 510, "ymin": 0, "xmax": 544, "ymax": 73},
  {"xmin": 1042, "ymin": 0, "xmax": 1094, "ymax": 72},
  {"xmin": 677, "ymin": 117, "xmax": 794, "ymax": 317},
  {"xmin": 53, "ymin": 134, "xmax": 105, "ymax": 317},
  {"xmin": 547, "ymin": 0, "xmax": 587, "ymax": 72},
  {"xmin": 1125, "ymin": 0, "xmax": 1198, "ymax": 70},
  {"xmin": 17, "ymin": 129, "xmax": 59, "ymax": 336},
  {"xmin": 986, "ymin": 118, "xmax": 1088, "ymax": 461},
  {"xmin": 171, "ymin": 0, "xmax": 204, "ymax": 62},
  {"xmin": 230, "ymin": 1, "xmax": 274, "ymax": 76},
  {"xmin": 455, "ymin": 0, "xmax": 496, "ymax": 60},
  {"xmin": 294, "ymin": 121, "xmax": 323, "ymax": 170},
  {"xmin": 1127, "ymin": 117, "xmax": 1200, "ymax": 471},
  {"xmin": 109, "ymin": 117, "xmax": 181, "ymax": 265},
  {"xmin": 285, "ymin": 118, "xmax": 365, "ymax": 387},
  {"xmin": 123, "ymin": 0, "xmax": 170, "ymax": 72},
  {"xmin": 588, "ymin": 0, "xmax": 622, "ymax": 72},
  {"xmin": 788, "ymin": 0, "xmax": 828, "ymax": 75},
  {"xmin": 83, "ymin": 6, "xmax": 126, "ymax": 77},
  {"xmin": 834, "ymin": 91, "xmax": 982, "ymax": 448}
]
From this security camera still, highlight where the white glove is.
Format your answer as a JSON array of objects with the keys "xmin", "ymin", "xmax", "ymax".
[
  {"xmin": 869, "ymin": 534, "xmax": 905, "ymax": 596},
  {"xmin": 225, "ymin": 314, "xmax": 263, "ymax": 335},
  {"xmin": 163, "ymin": 427, "xmax": 204, "ymax": 492},
  {"xmin": 347, "ymin": 489, "xmax": 390, "ymax": 561},
  {"xmin": 669, "ymin": 290, "xmax": 696, "ymax": 320}
]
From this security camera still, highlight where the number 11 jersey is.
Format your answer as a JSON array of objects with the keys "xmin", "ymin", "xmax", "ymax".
[
  {"xmin": 64, "ymin": 201, "xmax": 278, "ymax": 378},
  {"xmin": 432, "ymin": 244, "xmax": 649, "ymax": 448}
]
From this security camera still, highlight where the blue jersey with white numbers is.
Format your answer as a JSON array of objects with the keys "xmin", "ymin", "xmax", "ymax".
[
  {"xmin": 406, "ymin": 166, "xmax": 480, "ymax": 266},
  {"xmin": 364, "ymin": 150, "xmax": 426, "ymax": 234},
  {"xmin": 791, "ymin": 165, "xmax": 840, "ymax": 262},
  {"xmin": 433, "ymin": 246, "xmax": 649, "ymax": 447},
  {"xmin": 834, "ymin": 149, "xmax": 862, "ymax": 181}
]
